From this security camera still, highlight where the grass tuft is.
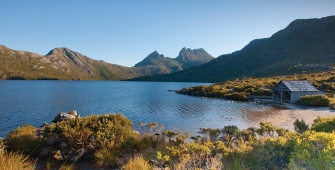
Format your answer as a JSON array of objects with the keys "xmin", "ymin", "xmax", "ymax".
[
  {"xmin": 121, "ymin": 155, "xmax": 154, "ymax": 170},
  {"xmin": 0, "ymin": 151, "xmax": 36, "ymax": 170}
]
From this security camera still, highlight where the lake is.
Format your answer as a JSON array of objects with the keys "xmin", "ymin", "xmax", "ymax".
[{"xmin": 0, "ymin": 81, "xmax": 278, "ymax": 137}]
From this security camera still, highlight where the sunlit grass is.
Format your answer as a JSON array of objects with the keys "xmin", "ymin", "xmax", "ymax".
[
  {"xmin": 0, "ymin": 151, "xmax": 36, "ymax": 170},
  {"xmin": 121, "ymin": 155, "xmax": 154, "ymax": 170}
]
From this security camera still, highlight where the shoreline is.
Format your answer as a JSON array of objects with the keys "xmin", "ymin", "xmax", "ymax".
[{"xmin": 251, "ymin": 103, "xmax": 335, "ymax": 131}]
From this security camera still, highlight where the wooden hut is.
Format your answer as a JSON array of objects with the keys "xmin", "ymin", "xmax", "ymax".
[{"xmin": 272, "ymin": 80, "xmax": 324, "ymax": 103}]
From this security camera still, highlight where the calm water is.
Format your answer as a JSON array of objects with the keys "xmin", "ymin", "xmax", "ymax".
[{"xmin": 0, "ymin": 81, "xmax": 278, "ymax": 137}]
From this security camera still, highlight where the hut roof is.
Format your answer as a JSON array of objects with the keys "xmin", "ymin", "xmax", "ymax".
[{"xmin": 280, "ymin": 80, "xmax": 319, "ymax": 92}]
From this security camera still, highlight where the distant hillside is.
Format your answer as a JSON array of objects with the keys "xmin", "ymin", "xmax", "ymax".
[
  {"xmin": 134, "ymin": 48, "xmax": 214, "ymax": 73},
  {"xmin": 0, "ymin": 46, "xmax": 167, "ymax": 80},
  {"xmin": 131, "ymin": 15, "xmax": 335, "ymax": 82}
]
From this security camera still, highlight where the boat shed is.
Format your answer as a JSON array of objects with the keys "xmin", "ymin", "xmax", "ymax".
[{"xmin": 272, "ymin": 80, "xmax": 324, "ymax": 103}]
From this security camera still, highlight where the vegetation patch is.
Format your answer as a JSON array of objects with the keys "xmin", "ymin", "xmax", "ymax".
[
  {"xmin": 177, "ymin": 71, "xmax": 335, "ymax": 102},
  {"xmin": 2, "ymin": 114, "xmax": 335, "ymax": 169},
  {"xmin": 311, "ymin": 116, "xmax": 335, "ymax": 132},
  {"xmin": 0, "ymin": 151, "xmax": 37, "ymax": 170},
  {"xmin": 296, "ymin": 95, "xmax": 330, "ymax": 107}
]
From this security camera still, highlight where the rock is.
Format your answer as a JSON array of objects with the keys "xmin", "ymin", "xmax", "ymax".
[
  {"xmin": 132, "ymin": 130, "xmax": 140, "ymax": 137},
  {"xmin": 36, "ymin": 122, "xmax": 50, "ymax": 137},
  {"xmin": 52, "ymin": 110, "xmax": 80, "ymax": 123},
  {"xmin": 71, "ymin": 148, "xmax": 86, "ymax": 162},
  {"xmin": 53, "ymin": 150, "xmax": 63, "ymax": 160},
  {"xmin": 68, "ymin": 110, "xmax": 78, "ymax": 116}
]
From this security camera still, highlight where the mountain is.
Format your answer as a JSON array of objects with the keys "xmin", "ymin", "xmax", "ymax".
[
  {"xmin": 131, "ymin": 16, "xmax": 335, "ymax": 82},
  {"xmin": 134, "ymin": 48, "xmax": 214, "ymax": 73},
  {"xmin": 0, "ymin": 45, "xmax": 213, "ymax": 80},
  {"xmin": 135, "ymin": 51, "xmax": 183, "ymax": 73},
  {"xmin": 0, "ymin": 46, "xmax": 167, "ymax": 80},
  {"xmin": 175, "ymin": 47, "xmax": 214, "ymax": 69}
]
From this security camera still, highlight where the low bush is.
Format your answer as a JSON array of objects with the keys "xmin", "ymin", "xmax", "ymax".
[
  {"xmin": 256, "ymin": 122, "xmax": 288, "ymax": 136},
  {"xmin": 223, "ymin": 136, "xmax": 295, "ymax": 169},
  {"xmin": 227, "ymin": 92, "xmax": 248, "ymax": 101},
  {"xmin": 311, "ymin": 116, "xmax": 335, "ymax": 132},
  {"xmin": 43, "ymin": 113, "xmax": 135, "ymax": 164},
  {"xmin": 289, "ymin": 131, "xmax": 335, "ymax": 169},
  {"xmin": 296, "ymin": 95, "xmax": 330, "ymax": 107},
  {"xmin": 164, "ymin": 142, "xmax": 213, "ymax": 169},
  {"xmin": 6, "ymin": 124, "xmax": 41, "ymax": 154}
]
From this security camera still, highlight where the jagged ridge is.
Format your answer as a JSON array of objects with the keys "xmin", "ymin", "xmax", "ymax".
[{"xmin": 134, "ymin": 48, "xmax": 214, "ymax": 73}]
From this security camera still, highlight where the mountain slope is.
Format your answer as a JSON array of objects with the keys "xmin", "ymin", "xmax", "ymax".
[
  {"xmin": 131, "ymin": 16, "xmax": 335, "ymax": 82},
  {"xmin": 0, "ymin": 46, "xmax": 165, "ymax": 80}
]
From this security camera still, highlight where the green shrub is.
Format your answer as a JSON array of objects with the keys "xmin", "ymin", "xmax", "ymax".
[
  {"xmin": 43, "ymin": 113, "xmax": 134, "ymax": 162},
  {"xmin": 256, "ymin": 122, "xmax": 289, "ymax": 137},
  {"xmin": 311, "ymin": 116, "xmax": 335, "ymax": 132},
  {"xmin": 296, "ymin": 95, "xmax": 330, "ymax": 107},
  {"xmin": 289, "ymin": 131, "xmax": 335, "ymax": 169},
  {"xmin": 175, "ymin": 132, "xmax": 190, "ymax": 144},
  {"xmin": 228, "ymin": 92, "xmax": 248, "ymax": 101},
  {"xmin": 294, "ymin": 119, "xmax": 309, "ymax": 133},
  {"xmin": 254, "ymin": 136, "xmax": 295, "ymax": 169},
  {"xmin": 165, "ymin": 142, "xmax": 212, "ymax": 169},
  {"xmin": 6, "ymin": 124, "xmax": 41, "ymax": 154}
]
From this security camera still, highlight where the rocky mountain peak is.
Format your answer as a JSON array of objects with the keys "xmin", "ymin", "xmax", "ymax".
[
  {"xmin": 134, "ymin": 51, "xmax": 167, "ymax": 67},
  {"xmin": 47, "ymin": 47, "xmax": 71, "ymax": 55},
  {"xmin": 181, "ymin": 47, "xmax": 205, "ymax": 53},
  {"xmin": 46, "ymin": 47, "xmax": 95, "ymax": 75},
  {"xmin": 147, "ymin": 51, "xmax": 165, "ymax": 59},
  {"xmin": 176, "ymin": 47, "xmax": 213, "ymax": 63}
]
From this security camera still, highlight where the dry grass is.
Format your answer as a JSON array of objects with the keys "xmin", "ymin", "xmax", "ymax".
[
  {"xmin": 94, "ymin": 146, "xmax": 118, "ymax": 168},
  {"xmin": 121, "ymin": 155, "xmax": 155, "ymax": 170},
  {"xmin": 0, "ymin": 151, "xmax": 36, "ymax": 170},
  {"xmin": 59, "ymin": 163, "xmax": 75, "ymax": 170}
]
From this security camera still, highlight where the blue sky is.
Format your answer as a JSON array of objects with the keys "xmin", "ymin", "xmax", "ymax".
[{"xmin": 1, "ymin": 1, "xmax": 334, "ymax": 67}]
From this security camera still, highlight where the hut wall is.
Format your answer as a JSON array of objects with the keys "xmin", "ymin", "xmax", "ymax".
[{"xmin": 290, "ymin": 91, "xmax": 325, "ymax": 103}]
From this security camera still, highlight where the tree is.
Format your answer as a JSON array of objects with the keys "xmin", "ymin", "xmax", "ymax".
[{"xmin": 222, "ymin": 125, "xmax": 240, "ymax": 147}]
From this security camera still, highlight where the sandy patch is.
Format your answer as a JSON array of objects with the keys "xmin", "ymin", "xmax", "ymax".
[{"xmin": 250, "ymin": 103, "xmax": 335, "ymax": 131}]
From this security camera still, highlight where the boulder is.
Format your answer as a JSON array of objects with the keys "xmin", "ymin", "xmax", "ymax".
[{"xmin": 52, "ymin": 110, "xmax": 80, "ymax": 123}]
